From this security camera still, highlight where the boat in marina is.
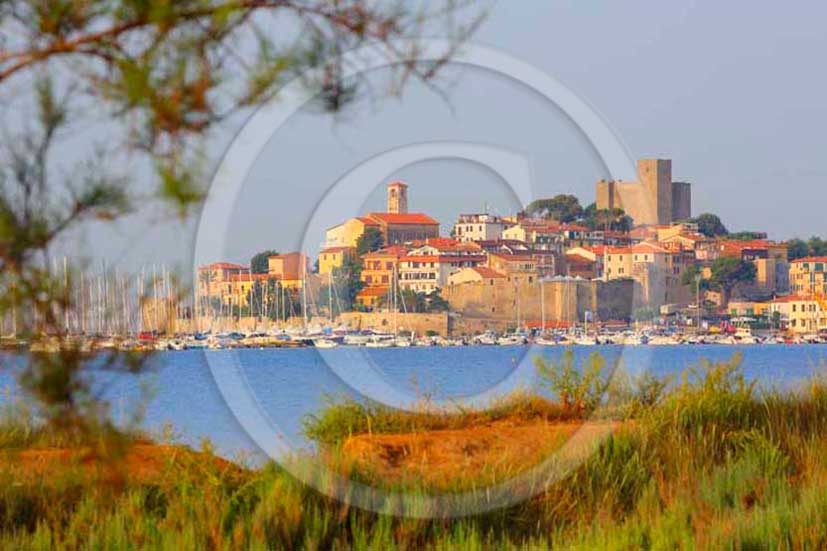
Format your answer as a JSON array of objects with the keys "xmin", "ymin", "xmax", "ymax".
[
  {"xmin": 312, "ymin": 338, "xmax": 338, "ymax": 349},
  {"xmin": 497, "ymin": 334, "xmax": 527, "ymax": 346}
]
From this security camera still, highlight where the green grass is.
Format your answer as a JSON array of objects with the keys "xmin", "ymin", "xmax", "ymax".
[{"xmin": 2, "ymin": 354, "xmax": 827, "ymax": 549}]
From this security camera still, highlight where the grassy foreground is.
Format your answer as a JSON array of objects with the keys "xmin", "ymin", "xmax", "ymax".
[{"xmin": 2, "ymin": 354, "xmax": 827, "ymax": 549}]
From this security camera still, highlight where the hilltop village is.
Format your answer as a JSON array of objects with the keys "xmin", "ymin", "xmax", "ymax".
[{"xmin": 194, "ymin": 159, "xmax": 827, "ymax": 338}]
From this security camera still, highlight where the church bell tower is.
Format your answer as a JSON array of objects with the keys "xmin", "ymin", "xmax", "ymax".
[{"xmin": 387, "ymin": 181, "xmax": 408, "ymax": 214}]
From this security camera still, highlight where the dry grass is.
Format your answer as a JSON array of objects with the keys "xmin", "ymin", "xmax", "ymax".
[
  {"xmin": 339, "ymin": 420, "xmax": 620, "ymax": 490},
  {"xmin": 0, "ymin": 353, "xmax": 827, "ymax": 548}
]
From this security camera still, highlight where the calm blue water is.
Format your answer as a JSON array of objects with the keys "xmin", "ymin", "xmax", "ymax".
[{"xmin": 2, "ymin": 345, "xmax": 827, "ymax": 461}]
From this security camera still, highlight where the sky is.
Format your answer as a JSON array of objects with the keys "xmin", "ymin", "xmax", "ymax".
[{"xmin": 54, "ymin": 1, "xmax": 827, "ymax": 276}]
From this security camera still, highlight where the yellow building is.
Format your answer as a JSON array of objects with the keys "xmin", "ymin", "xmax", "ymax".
[
  {"xmin": 355, "ymin": 286, "xmax": 390, "ymax": 310},
  {"xmin": 318, "ymin": 246, "xmax": 354, "ymax": 276},
  {"xmin": 225, "ymin": 273, "xmax": 272, "ymax": 307},
  {"xmin": 767, "ymin": 295, "xmax": 827, "ymax": 334},
  {"xmin": 789, "ymin": 257, "xmax": 827, "ymax": 297},
  {"xmin": 324, "ymin": 217, "xmax": 380, "ymax": 249},
  {"xmin": 360, "ymin": 246, "xmax": 407, "ymax": 289},
  {"xmin": 197, "ymin": 262, "xmax": 247, "ymax": 300},
  {"xmin": 267, "ymin": 252, "xmax": 308, "ymax": 289}
]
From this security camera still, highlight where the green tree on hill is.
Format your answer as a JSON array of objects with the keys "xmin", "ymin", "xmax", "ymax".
[
  {"xmin": 691, "ymin": 213, "xmax": 729, "ymax": 238},
  {"xmin": 787, "ymin": 237, "xmax": 827, "ymax": 260},
  {"xmin": 250, "ymin": 250, "xmax": 279, "ymax": 274},
  {"xmin": 583, "ymin": 203, "xmax": 633, "ymax": 231},
  {"xmin": 710, "ymin": 257, "xmax": 756, "ymax": 305},
  {"xmin": 356, "ymin": 227, "xmax": 384, "ymax": 256},
  {"xmin": 526, "ymin": 195, "xmax": 584, "ymax": 223},
  {"xmin": 727, "ymin": 231, "xmax": 767, "ymax": 241},
  {"xmin": 334, "ymin": 256, "xmax": 364, "ymax": 310},
  {"xmin": 379, "ymin": 288, "xmax": 450, "ymax": 313}
]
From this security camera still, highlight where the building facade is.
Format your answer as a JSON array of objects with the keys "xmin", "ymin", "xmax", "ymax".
[
  {"xmin": 767, "ymin": 295, "xmax": 827, "ymax": 334},
  {"xmin": 453, "ymin": 213, "xmax": 509, "ymax": 242},
  {"xmin": 398, "ymin": 245, "xmax": 486, "ymax": 294},
  {"xmin": 318, "ymin": 246, "xmax": 354, "ymax": 276},
  {"xmin": 790, "ymin": 257, "xmax": 827, "ymax": 297},
  {"xmin": 267, "ymin": 252, "xmax": 308, "ymax": 289}
]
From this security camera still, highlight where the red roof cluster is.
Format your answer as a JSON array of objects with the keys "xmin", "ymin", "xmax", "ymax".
[
  {"xmin": 201, "ymin": 262, "xmax": 247, "ymax": 270},
  {"xmin": 367, "ymin": 212, "xmax": 439, "ymax": 225},
  {"xmin": 362, "ymin": 245, "xmax": 408, "ymax": 258},
  {"xmin": 470, "ymin": 266, "xmax": 506, "ymax": 278},
  {"xmin": 400, "ymin": 254, "xmax": 486, "ymax": 263},
  {"xmin": 320, "ymin": 246, "xmax": 353, "ymax": 254}
]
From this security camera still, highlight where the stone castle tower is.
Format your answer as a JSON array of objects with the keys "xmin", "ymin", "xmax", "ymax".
[
  {"xmin": 387, "ymin": 181, "xmax": 408, "ymax": 214},
  {"xmin": 596, "ymin": 159, "xmax": 691, "ymax": 226}
]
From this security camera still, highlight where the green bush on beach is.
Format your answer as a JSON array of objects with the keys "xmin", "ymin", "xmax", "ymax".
[{"xmin": 3, "ymin": 353, "xmax": 827, "ymax": 549}]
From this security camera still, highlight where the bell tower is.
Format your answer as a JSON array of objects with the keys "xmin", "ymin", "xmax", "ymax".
[{"xmin": 387, "ymin": 181, "xmax": 408, "ymax": 214}]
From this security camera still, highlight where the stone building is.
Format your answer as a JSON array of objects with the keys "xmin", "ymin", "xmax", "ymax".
[
  {"xmin": 596, "ymin": 159, "xmax": 692, "ymax": 226},
  {"xmin": 443, "ymin": 277, "xmax": 635, "ymax": 333}
]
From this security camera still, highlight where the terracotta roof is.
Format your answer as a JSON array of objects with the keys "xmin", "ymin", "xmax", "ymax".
[
  {"xmin": 356, "ymin": 216, "xmax": 380, "ymax": 226},
  {"xmin": 488, "ymin": 252, "xmax": 536, "ymax": 262},
  {"xmin": 605, "ymin": 247, "xmax": 633, "ymax": 255},
  {"xmin": 408, "ymin": 238, "xmax": 482, "ymax": 253},
  {"xmin": 566, "ymin": 253, "xmax": 595, "ymax": 264},
  {"xmin": 585, "ymin": 245, "xmax": 608, "ymax": 255},
  {"xmin": 320, "ymin": 246, "xmax": 354, "ymax": 254},
  {"xmin": 664, "ymin": 232, "xmax": 708, "ymax": 243},
  {"xmin": 361, "ymin": 245, "xmax": 408, "ymax": 258},
  {"xmin": 400, "ymin": 254, "xmax": 486, "ymax": 263},
  {"xmin": 201, "ymin": 262, "xmax": 247, "ymax": 270},
  {"xmin": 470, "ymin": 266, "xmax": 506, "ymax": 278},
  {"xmin": 368, "ymin": 212, "xmax": 439, "ymax": 225},
  {"xmin": 791, "ymin": 256, "xmax": 827, "ymax": 264},
  {"xmin": 769, "ymin": 295, "xmax": 812, "ymax": 304},
  {"xmin": 559, "ymin": 224, "xmax": 590, "ymax": 232},
  {"xmin": 632, "ymin": 242, "xmax": 670, "ymax": 254}
]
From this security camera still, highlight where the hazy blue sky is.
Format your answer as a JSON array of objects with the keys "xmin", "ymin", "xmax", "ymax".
[{"xmin": 64, "ymin": 1, "xmax": 827, "ymax": 274}]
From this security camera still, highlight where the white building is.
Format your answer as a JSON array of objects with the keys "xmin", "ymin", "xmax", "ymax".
[
  {"xmin": 398, "ymin": 241, "xmax": 485, "ymax": 294},
  {"xmin": 453, "ymin": 213, "xmax": 510, "ymax": 243}
]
